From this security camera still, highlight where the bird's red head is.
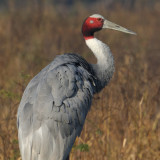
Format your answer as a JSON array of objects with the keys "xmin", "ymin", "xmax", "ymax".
[{"xmin": 82, "ymin": 14, "xmax": 104, "ymax": 40}]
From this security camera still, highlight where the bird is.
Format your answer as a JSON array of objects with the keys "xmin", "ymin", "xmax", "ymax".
[{"xmin": 17, "ymin": 14, "xmax": 136, "ymax": 160}]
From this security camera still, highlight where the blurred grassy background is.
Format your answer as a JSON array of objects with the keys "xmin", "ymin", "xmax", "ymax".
[{"xmin": 0, "ymin": 0, "xmax": 160, "ymax": 160}]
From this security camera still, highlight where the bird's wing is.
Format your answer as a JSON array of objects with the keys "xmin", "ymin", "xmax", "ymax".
[{"xmin": 17, "ymin": 57, "xmax": 94, "ymax": 160}]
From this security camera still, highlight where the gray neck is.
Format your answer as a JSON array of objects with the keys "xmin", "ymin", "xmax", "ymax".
[{"xmin": 86, "ymin": 38, "xmax": 115, "ymax": 92}]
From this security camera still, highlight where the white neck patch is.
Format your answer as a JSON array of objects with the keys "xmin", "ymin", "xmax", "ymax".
[{"xmin": 85, "ymin": 38, "xmax": 111, "ymax": 65}]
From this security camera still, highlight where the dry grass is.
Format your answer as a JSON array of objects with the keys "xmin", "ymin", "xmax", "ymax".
[{"xmin": 0, "ymin": 4, "xmax": 160, "ymax": 160}]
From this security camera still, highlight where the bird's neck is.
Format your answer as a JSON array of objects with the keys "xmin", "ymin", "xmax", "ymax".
[{"xmin": 85, "ymin": 38, "xmax": 115, "ymax": 92}]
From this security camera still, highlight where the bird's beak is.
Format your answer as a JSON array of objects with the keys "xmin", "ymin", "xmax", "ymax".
[{"xmin": 103, "ymin": 19, "xmax": 136, "ymax": 35}]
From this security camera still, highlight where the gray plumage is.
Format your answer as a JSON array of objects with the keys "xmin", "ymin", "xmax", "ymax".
[
  {"xmin": 17, "ymin": 14, "xmax": 135, "ymax": 160},
  {"xmin": 17, "ymin": 54, "xmax": 97, "ymax": 160}
]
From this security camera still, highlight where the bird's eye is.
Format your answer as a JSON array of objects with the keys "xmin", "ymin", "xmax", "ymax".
[{"xmin": 90, "ymin": 20, "xmax": 94, "ymax": 24}]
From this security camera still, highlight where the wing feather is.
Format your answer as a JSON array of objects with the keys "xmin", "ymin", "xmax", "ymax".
[{"xmin": 17, "ymin": 54, "xmax": 95, "ymax": 160}]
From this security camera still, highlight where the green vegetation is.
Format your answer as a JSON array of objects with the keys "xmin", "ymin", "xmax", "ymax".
[{"xmin": 74, "ymin": 144, "xmax": 90, "ymax": 152}]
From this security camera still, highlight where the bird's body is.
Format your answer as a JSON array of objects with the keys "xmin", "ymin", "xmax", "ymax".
[
  {"xmin": 17, "ymin": 14, "xmax": 135, "ymax": 160},
  {"xmin": 17, "ymin": 53, "xmax": 96, "ymax": 160}
]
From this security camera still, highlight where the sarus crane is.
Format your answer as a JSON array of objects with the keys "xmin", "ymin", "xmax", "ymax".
[{"xmin": 17, "ymin": 14, "xmax": 136, "ymax": 160}]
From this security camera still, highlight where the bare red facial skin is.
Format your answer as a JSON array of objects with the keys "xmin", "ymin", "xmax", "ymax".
[{"xmin": 82, "ymin": 17, "xmax": 104, "ymax": 40}]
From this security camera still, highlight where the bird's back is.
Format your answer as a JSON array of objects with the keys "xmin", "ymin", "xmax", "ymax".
[{"xmin": 17, "ymin": 53, "xmax": 96, "ymax": 160}]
